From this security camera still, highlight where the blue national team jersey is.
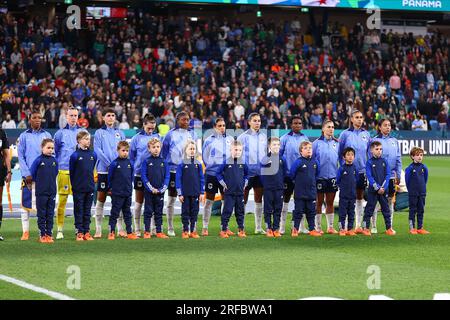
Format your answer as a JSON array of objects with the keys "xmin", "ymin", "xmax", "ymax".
[
  {"xmin": 338, "ymin": 127, "xmax": 371, "ymax": 173},
  {"xmin": 312, "ymin": 135, "xmax": 339, "ymax": 179},
  {"xmin": 280, "ymin": 131, "xmax": 309, "ymax": 171},
  {"xmin": 18, "ymin": 128, "xmax": 52, "ymax": 178},
  {"xmin": 129, "ymin": 130, "xmax": 161, "ymax": 176},
  {"xmin": 371, "ymin": 134, "xmax": 402, "ymax": 179},
  {"xmin": 237, "ymin": 129, "xmax": 267, "ymax": 177},
  {"xmin": 94, "ymin": 125, "xmax": 126, "ymax": 173}
]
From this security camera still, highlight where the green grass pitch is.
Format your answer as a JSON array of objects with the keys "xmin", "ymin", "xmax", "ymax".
[{"xmin": 1, "ymin": 157, "xmax": 449, "ymax": 300}]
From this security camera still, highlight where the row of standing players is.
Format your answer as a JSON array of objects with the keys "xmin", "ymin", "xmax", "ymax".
[{"xmin": 12, "ymin": 109, "xmax": 429, "ymax": 242}]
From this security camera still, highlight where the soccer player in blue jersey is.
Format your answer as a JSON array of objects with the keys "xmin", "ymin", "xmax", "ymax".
[
  {"xmin": 93, "ymin": 109, "xmax": 126, "ymax": 238},
  {"xmin": 279, "ymin": 116, "xmax": 310, "ymax": 234},
  {"xmin": 370, "ymin": 119, "xmax": 401, "ymax": 233},
  {"xmin": 162, "ymin": 111, "xmax": 198, "ymax": 237},
  {"xmin": 237, "ymin": 113, "xmax": 267, "ymax": 234},
  {"xmin": 338, "ymin": 110, "xmax": 371, "ymax": 233},
  {"xmin": 17, "ymin": 111, "xmax": 52, "ymax": 241},
  {"xmin": 312, "ymin": 120, "xmax": 339, "ymax": 234},
  {"xmin": 129, "ymin": 113, "xmax": 161, "ymax": 237}
]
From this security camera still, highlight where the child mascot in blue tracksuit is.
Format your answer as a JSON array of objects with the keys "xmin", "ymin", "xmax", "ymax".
[
  {"xmin": 405, "ymin": 147, "xmax": 430, "ymax": 235},
  {"xmin": 217, "ymin": 140, "xmax": 249, "ymax": 238},
  {"xmin": 69, "ymin": 131, "xmax": 97, "ymax": 241},
  {"xmin": 141, "ymin": 137, "xmax": 170, "ymax": 239},
  {"xmin": 336, "ymin": 147, "xmax": 358, "ymax": 236},
  {"xmin": 107, "ymin": 141, "xmax": 137, "ymax": 240},
  {"xmin": 260, "ymin": 137, "xmax": 288, "ymax": 237},
  {"xmin": 362, "ymin": 141, "xmax": 395, "ymax": 236},
  {"xmin": 289, "ymin": 141, "xmax": 322, "ymax": 237},
  {"xmin": 30, "ymin": 138, "xmax": 58, "ymax": 243},
  {"xmin": 176, "ymin": 140, "xmax": 205, "ymax": 239}
]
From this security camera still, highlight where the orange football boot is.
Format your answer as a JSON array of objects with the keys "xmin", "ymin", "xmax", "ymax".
[
  {"xmin": 182, "ymin": 231, "xmax": 190, "ymax": 239},
  {"xmin": 219, "ymin": 231, "xmax": 229, "ymax": 238},
  {"xmin": 143, "ymin": 232, "xmax": 152, "ymax": 239},
  {"xmin": 309, "ymin": 230, "xmax": 322, "ymax": 237},
  {"xmin": 127, "ymin": 233, "xmax": 138, "ymax": 240},
  {"xmin": 83, "ymin": 233, "xmax": 94, "ymax": 241},
  {"xmin": 156, "ymin": 232, "xmax": 169, "ymax": 239},
  {"xmin": 226, "ymin": 229, "xmax": 235, "ymax": 236},
  {"xmin": 76, "ymin": 233, "xmax": 85, "ymax": 241},
  {"xmin": 190, "ymin": 231, "xmax": 200, "ymax": 239},
  {"xmin": 273, "ymin": 230, "xmax": 282, "ymax": 238},
  {"xmin": 385, "ymin": 228, "xmax": 396, "ymax": 236},
  {"xmin": 238, "ymin": 230, "xmax": 247, "ymax": 238}
]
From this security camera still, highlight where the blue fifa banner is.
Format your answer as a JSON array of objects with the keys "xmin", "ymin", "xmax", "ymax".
[
  {"xmin": 5, "ymin": 129, "xmax": 450, "ymax": 156},
  {"xmin": 157, "ymin": 0, "xmax": 450, "ymax": 12},
  {"xmin": 397, "ymin": 139, "xmax": 450, "ymax": 156}
]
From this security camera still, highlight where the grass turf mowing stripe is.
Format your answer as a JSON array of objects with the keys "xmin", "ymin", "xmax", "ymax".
[{"xmin": 0, "ymin": 274, "xmax": 75, "ymax": 300}]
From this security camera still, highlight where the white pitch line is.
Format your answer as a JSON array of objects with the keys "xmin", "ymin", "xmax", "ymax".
[{"xmin": 0, "ymin": 274, "xmax": 76, "ymax": 300}]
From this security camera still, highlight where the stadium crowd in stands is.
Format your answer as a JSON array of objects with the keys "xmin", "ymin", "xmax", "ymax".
[{"xmin": 0, "ymin": 12, "xmax": 449, "ymax": 134}]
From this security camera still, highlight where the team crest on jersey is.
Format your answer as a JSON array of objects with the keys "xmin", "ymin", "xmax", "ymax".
[
  {"xmin": 127, "ymin": 164, "xmax": 131, "ymax": 168},
  {"xmin": 239, "ymin": 165, "xmax": 243, "ymax": 168},
  {"xmin": 382, "ymin": 163, "xmax": 385, "ymax": 167},
  {"xmin": 170, "ymin": 181, "xmax": 175, "ymax": 187},
  {"xmin": 101, "ymin": 182, "xmax": 106, "ymax": 189},
  {"xmin": 118, "ymin": 165, "xmax": 121, "ymax": 168},
  {"xmin": 79, "ymin": 157, "xmax": 83, "ymax": 160},
  {"xmin": 313, "ymin": 164, "xmax": 317, "ymax": 168},
  {"xmin": 195, "ymin": 164, "xmax": 198, "ymax": 168},
  {"xmin": 372, "ymin": 164, "xmax": 376, "ymax": 167},
  {"xmin": 344, "ymin": 171, "xmax": 348, "ymax": 175},
  {"xmin": 40, "ymin": 162, "xmax": 45, "ymax": 166},
  {"xmin": 302, "ymin": 164, "xmax": 307, "ymax": 168},
  {"xmin": 90, "ymin": 156, "xmax": 94, "ymax": 160},
  {"xmin": 52, "ymin": 162, "xmax": 56, "ymax": 166},
  {"xmin": 184, "ymin": 165, "xmax": 188, "ymax": 168},
  {"xmin": 208, "ymin": 183, "xmax": 213, "ymax": 189},
  {"xmin": 228, "ymin": 165, "xmax": 232, "ymax": 168},
  {"xmin": 317, "ymin": 183, "xmax": 322, "ymax": 190},
  {"xmin": 160, "ymin": 163, "xmax": 164, "ymax": 167},
  {"xmin": 64, "ymin": 185, "xmax": 69, "ymax": 190},
  {"xmin": 137, "ymin": 181, "xmax": 142, "ymax": 187},
  {"xmin": 149, "ymin": 163, "xmax": 153, "ymax": 166},
  {"xmin": 226, "ymin": 139, "xmax": 231, "ymax": 145},
  {"xmin": 333, "ymin": 143, "xmax": 337, "ymax": 148},
  {"xmin": 115, "ymin": 132, "xmax": 121, "ymax": 140},
  {"xmin": 362, "ymin": 135, "xmax": 368, "ymax": 141}
]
